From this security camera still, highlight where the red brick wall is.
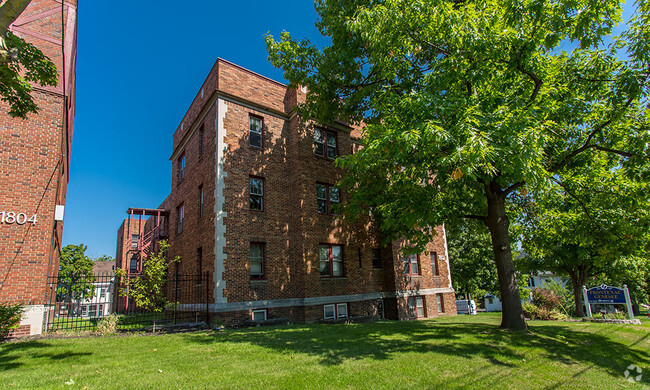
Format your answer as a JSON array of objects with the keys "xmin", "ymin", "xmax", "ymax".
[
  {"xmin": 0, "ymin": 1, "xmax": 77, "ymax": 313},
  {"xmin": 160, "ymin": 59, "xmax": 456, "ymax": 325}
]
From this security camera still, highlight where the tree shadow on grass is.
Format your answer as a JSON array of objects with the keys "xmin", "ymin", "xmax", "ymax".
[
  {"xmin": 0, "ymin": 340, "xmax": 92, "ymax": 370},
  {"xmin": 182, "ymin": 319, "xmax": 649, "ymax": 387}
]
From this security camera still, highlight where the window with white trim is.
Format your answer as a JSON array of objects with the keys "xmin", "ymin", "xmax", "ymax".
[
  {"xmin": 249, "ymin": 115, "xmax": 263, "ymax": 148},
  {"xmin": 252, "ymin": 309, "xmax": 267, "ymax": 321},
  {"xmin": 436, "ymin": 294, "xmax": 445, "ymax": 313},
  {"xmin": 177, "ymin": 203, "xmax": 185, "ymax": 233},
  {"xmin": 430, "ymin": 251, "xmax": 439, "ymax": 275},
  {"xmin": 316, "ymin": 183, "xmax": 339, "ymax": 215},
  {"xmin": 408, "ymin": 296, "xmax": 425, "ymax": 318},
  {"xmin": 319, "ymin": 244, "xmax": 343, "ymax": 277},
  {"xmin": 403, "ymin": 254, "xmax": 419, "ymax": 275},
  {"xmin": 250, "ymin": 242, "xmax": 264, "ymax": 279},
  {"xmin": 250, "ymin": 177, "xmax": 264, "ymax": 211},
  {"xmin": 177, "ymin": 152, "xmax": 186, "ymax": 183},
  {"xmin": 314, "ymin": 128, "xmax": 337, "ymax": 159},
  {"xmin": 323, "ymin": 303, "xmax": 348, "ymax": 319}
]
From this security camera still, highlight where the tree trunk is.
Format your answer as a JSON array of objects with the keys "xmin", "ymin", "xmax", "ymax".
[
  {"xmin": 572, "ymin": 278, "xmax": 585, "ymax": 317},
  {"xmin": 484, "ymin": 182, "xmax": 527, "ymax": 331},
  {"xmin": 572, "ymin": 270, "xmax": 588, "ymax": 317}
]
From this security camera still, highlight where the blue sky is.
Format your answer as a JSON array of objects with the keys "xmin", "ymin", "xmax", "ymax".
[
  {"xmin": 62, "ymin": 1, "xmax": 638, "ymax": 259},
  {"xmin": 62, "ymin": 1, "xmax": 329, "ymax": 258}
]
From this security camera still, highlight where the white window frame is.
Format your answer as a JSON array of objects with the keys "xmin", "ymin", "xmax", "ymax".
[
  {"xmin": 324, "ymin": 303, "xmax": 348, "ymax": 320},
  {"xmin": 252, "ymin": 309, "xmax": 267, "ymax": 321}
]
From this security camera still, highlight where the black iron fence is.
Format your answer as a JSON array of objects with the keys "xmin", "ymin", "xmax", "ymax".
[{"xmin": 44, "ymin": 271, "xmax": 211, "ymax": 333}]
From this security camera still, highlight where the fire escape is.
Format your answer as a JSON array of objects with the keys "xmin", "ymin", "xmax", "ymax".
[{"xmin": 126, "ymin": 208, "xmax": 169, "ymax": 274}]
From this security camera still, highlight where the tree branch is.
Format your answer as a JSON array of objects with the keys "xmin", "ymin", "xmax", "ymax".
[
  {"xmin": 504, "ymin": 181, "xmax": 526, "ymax": 197},
  {"xmin": 548, "ymin": 96, "xmax": 635, "ymax": 173},
  {"xmin": 463, "ymin": 214, "xmax": 487, "ymax": 222},
  {"xmin": 0, "ymin": 0, "xmax": 31, "ymax": 64}
]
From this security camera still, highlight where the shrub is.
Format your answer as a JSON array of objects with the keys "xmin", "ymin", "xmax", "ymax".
[
  {"xmin": 96, "ymin": 313, "xmax": 120, "ymax": 335},
  {"xmin": 0, "ymin": 303, "xmax": 24, "ymax": 339},
  {"xmin": 531, "ymin": 288, "xmax": 562, "ymax": 312},
  {"xmin": 522, "ymin": 302, "xmax": 538, "ymax": 319}
]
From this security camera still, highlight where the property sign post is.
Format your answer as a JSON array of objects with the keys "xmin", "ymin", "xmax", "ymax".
[
  {"xmin": 582, "ymin": 286, "xmax": 592, "ymax": 317},
  {"xmin": 583, "ymin": 285, "xmax": 634, "ymax": 320}
]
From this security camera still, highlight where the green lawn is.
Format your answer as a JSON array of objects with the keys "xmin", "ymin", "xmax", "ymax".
[{"xmin": 1, "ymin": 314, "xmax": 648, "ymax": 389}]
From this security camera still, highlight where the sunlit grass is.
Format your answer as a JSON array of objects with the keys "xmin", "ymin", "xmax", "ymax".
[{"xmin": 1, "ymin": 313, "xmax": 648, "ymax": 389}]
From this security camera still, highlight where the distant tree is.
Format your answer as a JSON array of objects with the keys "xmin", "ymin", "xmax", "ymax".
[
  {"xmin": 267, "ymin": 0, "xmax": 650, "ymax": 330},
  {"xmin": 520, "ymin": 155, "xmax": 650, "ymax": 316},
  {"xmin": 115, "ymin": 240, "xmax": 179, "ymax": 332},
  {"xmin": 447, "ymin": 221, "xmax": 499, "ymax": 301},
  {"xmin": 0, "ymin": 0, "xmax": 58, "ymax": 118},
  {"xmin": 94, "ymin": 255, "xmax": 114, "ymax": 262},
  {"xmin": 57, "ymin": 244, "xmax": 96, "ymax": 301}
]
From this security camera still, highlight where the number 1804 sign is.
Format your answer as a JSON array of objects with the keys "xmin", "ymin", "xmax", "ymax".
[{"xmin": 0, "ymin": 211, "xmax": 37, "ymax": 225}]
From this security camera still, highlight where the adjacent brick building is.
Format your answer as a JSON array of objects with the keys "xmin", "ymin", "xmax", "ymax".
[
  {"xmin": 0, "ymin": 0, "xmax": 78, "ymax": 336},
  {"xmin": 126, "ymin": 59, "xmax": 456, "ymax": 326}
]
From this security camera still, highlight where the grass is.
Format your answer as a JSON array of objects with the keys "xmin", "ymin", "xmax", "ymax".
[
  {"xmin": 1, "ymin": 313, "xmax": 648, "ymax": 389},
  {"xmin": 49, "ymin": 312, "xmax": 168, "ymax": 332}
]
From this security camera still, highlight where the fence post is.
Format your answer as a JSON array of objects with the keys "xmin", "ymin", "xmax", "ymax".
[
  {"xmin": 174, "ymin": 271, "xmax": 179, "ymax": 325},
  {"xmin": 205, "ymin": 271, "xmax": 210, "ymax": 326}
]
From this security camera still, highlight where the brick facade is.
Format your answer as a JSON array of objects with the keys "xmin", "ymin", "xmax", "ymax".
[
  {"xmin": 128, "ymin": 59, "xmax": 456, "ymax": 326},
  {"xmin": 0, "ymin": 0, "xmax": 77, "ymax": 336}
]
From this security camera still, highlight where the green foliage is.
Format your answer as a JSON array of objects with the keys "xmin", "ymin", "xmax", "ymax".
[
  {"xmin": 0, "ymin": 31, "xmax": 58, "ymax": 118},
  {"xmin": 447, "ymin": 221, "xmax": 498, "ymax": 299},
  {"xmin": 57, "ymin": 244, "xmax": 95, "ymax": 300},
  {"xmin": 592, "ymin": 256, "xmax": 650, "ymax": 305},
  {"xmin": 94, "ymin": 255, "xmax": 114, "ymax": 262},
  {"xmin": 267, "ymin": 0, "xmax": 650, "ymax": 329},
  {"xmin": 543, "ymin": 279, "xmax": 576, "ymax": 316},
  {"xmin": 524, "ymin": 289, "xmax": 568, "ymax": 320},
  {"xmin": 0, "ymin": 302, "xmax": 23, "ymax": 339},
  {"xmin": 115, "ymin": 240, "xmax": 179, "ymax": 315},
  {"xmin": 96, "ymin": 313, "xmax": 120, "ymax": 335}
]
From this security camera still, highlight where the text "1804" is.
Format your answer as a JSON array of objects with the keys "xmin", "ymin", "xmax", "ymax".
[{"xmin": 0, "ymin": 211, "xmax": 37, "ymax": 225}]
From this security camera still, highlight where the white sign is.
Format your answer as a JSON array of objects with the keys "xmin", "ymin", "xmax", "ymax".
[{"xmin": 0, "ymin": 211, "xmax": 37, "ymax": 225}]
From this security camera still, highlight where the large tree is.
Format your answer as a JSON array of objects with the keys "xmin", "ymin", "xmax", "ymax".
[
  {"xmin": 0, "ymin": 0, "xmax": 57, "ymax": 118},
  {"xmin": 267, "ymin": 0, "xmax": 650, "ymax": 329}
]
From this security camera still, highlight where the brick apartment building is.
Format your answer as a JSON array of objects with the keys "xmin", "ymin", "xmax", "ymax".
[
  {"xmin": 120, "ymin": 59, "xmax": 456, "ymax": 326},
  {"xmin": 0, "ymin": 0, "xmax": 78, "ymax": 336}
]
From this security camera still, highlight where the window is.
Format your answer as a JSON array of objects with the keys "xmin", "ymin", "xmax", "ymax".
[
  {"xmin": 408, "ymin": 296, "xmax": 425, "ymax": 318},
  {"xmin": 129, "ymin": 256, "xmax": 138, "ymax": 273},
  {"xmin": 323, "ymin": 303, "xmax": 348, "ymax": 319},
  {"xmin": 198, "ymin": 184, "xmax": 204, "ymax": 218},
  {"xmin": 199, "ymin": 125, "xmax": 205, "ymax": 156},
  {"xmin": 131, "ymin": 234, "xmax": 139, "ymax": 248},
  {"xmin": 371, "ymin": 249, "xmax": 381, "ymax": 269},
  {"xmin": 250, "ymin": 177, "xmax": 264, "ymax": 211},
  {"xmin": 250, "ymin": 242, "xmax": 265, "ymax": 279},
  {"xmin": 314, "ymin": 128, "xmax": 337, "ymax": 159},
  {"xmin": 178, "ymin": 152, "xmax": 186, "ymax": 182},
  {"xmin": 528, "ymin": 277, "xmax": 535, "ymax": 287},
  {"xmin": 252, "ymin": 309, "xmax": 267, "ymax": 321},
  {"xmin": 316, "ymin": 183, "xmax": 339, "ymax": 215},
  {"xmin": 436, "ymin": 294, "xmax": 445, "ymax": 313},
  {"xmin": 249, "ymin": 115, "xmax": 263, "ymax": 148},
  {"xmin": 403, "ymin": 254, "xmax": 419, "ymax": 275},
  {"xmin": 430, "ymin": 251, "xmax": 439, "ymax": 275},
  {"xmin": 177, "ymin": 203, "xmax": 184, "ymax": 233},
  {"xmin": 319, "ymin": 244, "xmax": 343, "ymax": 277}
]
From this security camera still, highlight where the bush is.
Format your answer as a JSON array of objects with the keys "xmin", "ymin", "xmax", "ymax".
[
  {"xmin": 0, "ymin": 303, "xmax": 24, "ymax": 339},
  {"xmin": 96, "ymin": 313, "xmax": 120, "ymax": 335},
  {"xmin": 522, "ymin": 302, "xmax": 538, "ymax": 319},
  {"xmin": 531, "ymin": 288, "xmax": 562, "ymax": 312}
]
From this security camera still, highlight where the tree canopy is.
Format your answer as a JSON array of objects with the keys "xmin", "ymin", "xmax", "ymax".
[
  {"xmin": 57, "ymin": 244, "xmax": 95, "ymax": 300},
  {"xmin": 267, "ymin": 0, "xmax": 650, "ymax": 330},
  {"xmin": 0, "ymin": 0, "xmax": 58, "ymax": 118}
]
